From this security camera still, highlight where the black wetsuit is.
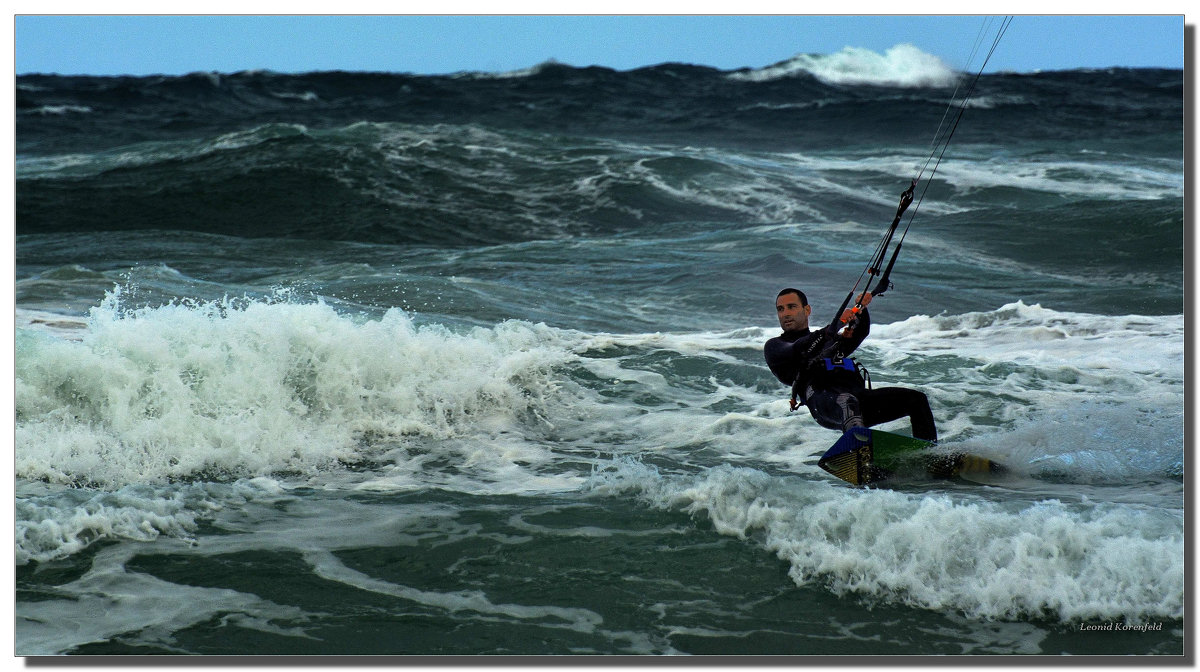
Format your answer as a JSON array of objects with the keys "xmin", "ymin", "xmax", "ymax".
[{"xmin": 763, "ymin": 308, "xmax": 937, "ymax": 442}]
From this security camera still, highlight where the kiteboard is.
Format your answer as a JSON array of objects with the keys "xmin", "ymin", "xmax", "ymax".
[{"xmin": 817, "ymin": 427, "xmax": 1003, "ymax": 486}]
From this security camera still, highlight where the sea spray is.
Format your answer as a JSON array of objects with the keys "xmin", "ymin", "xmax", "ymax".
[{"xmin": 15, "ymin": 289, "xmax": 576, "ymax": 489}]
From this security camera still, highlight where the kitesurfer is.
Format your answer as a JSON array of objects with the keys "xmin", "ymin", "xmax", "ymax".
[{"xmin": 764, "ymin": 288, "xmax": 937, "ymax": 441}]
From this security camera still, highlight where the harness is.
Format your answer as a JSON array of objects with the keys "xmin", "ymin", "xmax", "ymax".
[
  {"xmin": 788, "ymin": 357, "xmax": 872, "ymax": 411},
  {"xmin": 823, "ymin": 357, "xmax": 857, "ymax": 373}
]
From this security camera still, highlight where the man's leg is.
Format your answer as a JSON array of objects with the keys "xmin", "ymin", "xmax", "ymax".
[
  {"xmin": 860, "ymin": 386, "xmax": 938, "ymax": 442},
  {"xmin": 806, "ymin": 389, "xmax": 865, "ymax": 432}
]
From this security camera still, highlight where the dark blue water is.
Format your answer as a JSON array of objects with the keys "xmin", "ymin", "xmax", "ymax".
[{"xmin": 15, "ymin": 52, "xmax": 1184, "ymax": 656}]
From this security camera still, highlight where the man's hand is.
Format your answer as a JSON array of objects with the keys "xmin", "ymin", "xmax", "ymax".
[{"xmin": 838, "ymin": 291, "xmax": 872, "ymax": 325}]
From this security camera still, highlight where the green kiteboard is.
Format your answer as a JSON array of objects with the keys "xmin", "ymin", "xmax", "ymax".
[{"xmin": 817, "ymin": 427, "xmax": 1004, "ymax": 486}]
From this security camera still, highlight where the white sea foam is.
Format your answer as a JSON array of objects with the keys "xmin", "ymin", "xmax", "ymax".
[
  {"xmin": 729, "ymin": 44, "xmax": 960, "ymax": 88},
  {"xmin": 345, "ymin": 123, "xmax": 840, "ymax": 230},
  {"xmin": 856, "ymin": 303, "xmax": 1183, "ymax": 479},
  {"xmin": 625, "ymin": 151, "xmax": 828, "ymax": 224},
  {"xmin": 305, "ymin": 548, "xmax": 604, "ymax": 632},
  {"xmin": 932, "ymin": 154, "xmax": 1183, "ymax": 201},
  {"xmin": 15, "ymin": 484, "xmax": 210, "ymax": 564},
  {"xmin": 15, "ymin": 290, "xmax": 577, "ymax": 490},
  {"xmin": 270, "ymin": 90, "xmax": 319, "ymax": 102},
  {"xmin": 587, "ymin": 459, "xmax": 1183, "ymax": 624},
  {"xmin": 868, "ymin": 302, "xmax": 1183, "ymax": 376},
  {"xmin": 961, "ymin": 93, "xmax": 1029, "ymax": 109},
  {"xmin": 16, "ymin": 545, "xmax": 314, "ymax": 655},
  {"xmin": 15, "ymin": 485, "xmax": 387, "ymax": 654},
  {"xmin": 26, "ymin": 104, "xmax": 93, "ymax": 115},
  {"xmin": 15, "ymin": 485, "xmax": 615, "ymax": 654},
  {"xmin": 15, "ymin": 123, "xmax": 312, "ymax": 180}
]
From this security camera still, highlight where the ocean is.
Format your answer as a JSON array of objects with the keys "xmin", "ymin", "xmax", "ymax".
[{"xmin": 13, "ymin": 49, "xmax": 1185, "ymax": 657}]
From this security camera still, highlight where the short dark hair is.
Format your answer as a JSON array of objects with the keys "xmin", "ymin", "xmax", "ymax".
[{"xmin": 776, "ymin": 288, "xmax": 808, "ymax": 306}]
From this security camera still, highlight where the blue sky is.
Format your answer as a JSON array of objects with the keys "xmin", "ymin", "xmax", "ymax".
[{"xmin": 13, "ymin": 15, "xmax": 1186, "ymax": 77}]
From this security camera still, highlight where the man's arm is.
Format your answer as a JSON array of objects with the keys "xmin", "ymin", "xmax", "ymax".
[
  {"xmin": 763, "ymin": 337, "xmax": 797, "ymax": 385},
  {"xmin": 837, "ymin": 307, "xmax": 870, "ymax": 355}
]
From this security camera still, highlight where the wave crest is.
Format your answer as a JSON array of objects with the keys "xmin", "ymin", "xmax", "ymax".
[
  {"xmin": 730, "ymin": 44, "xmax": 960, "ymax": 87},
  {"xmin": 15, "ymin": 290, "xmax": 575, "ymax": 489},
  {"xmin": 588, "ymin": 459, "xmax": 1183, "ymax": 623}
]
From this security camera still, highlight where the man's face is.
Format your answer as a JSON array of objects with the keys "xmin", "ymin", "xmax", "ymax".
[{"xmin": 776, "ymin": 292, "xmax": 811, "ymax": 332}]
